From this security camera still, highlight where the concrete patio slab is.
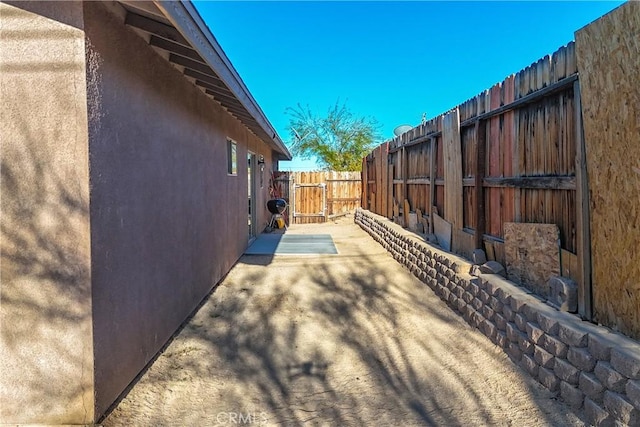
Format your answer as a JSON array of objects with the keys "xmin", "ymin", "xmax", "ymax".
[{"xmin": 245, "ymin": 233, "xmax": 338, "ymax": 255}]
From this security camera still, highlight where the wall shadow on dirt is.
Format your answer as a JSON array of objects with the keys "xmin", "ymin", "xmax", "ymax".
[
  {"xmin": 300, "ymin": 253, "xmax": 515, "ymax": 426},
  {"xmin": 105, "ymin": 226, "xmax": 581, "ymax": 426}
]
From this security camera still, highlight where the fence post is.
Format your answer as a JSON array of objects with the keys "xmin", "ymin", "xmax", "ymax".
[
  {"xmin": 362, "ymin": 157, "xmax": 368, "ymax": 210},
  {"xmin": 574, "ymin": 80, "xmax": 593, "ymax": 320},
  {"xmin": 386, "ymin": 149, "xmax": 395, "ymax": 218},
  {"xmin": 474, "ymin": 120, "xmax": 487, "ymax": 249},
  {"xmin": 443, "ymin": 108, "xmax": 463, "ymax": 253},
  {"xmin": 376, "ymin": 145, "xmax": 383, "ymax": 215},
  {"xmin": 402, "ymin": 145, "xmax": 408, "ymax": 227},
  {"xmin": 429, "ymin": 137, "xmax": 436, "ymax": 234},
  {"xmin": 289, "ymin": 173, "xmax": 295, "ymax": 225},
  {"xmin": 381, "ymin": 142, "xmax": 389, "ymax": 218}
]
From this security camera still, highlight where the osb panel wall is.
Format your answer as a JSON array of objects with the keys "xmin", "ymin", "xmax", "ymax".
[
  {"xmin": 575, "ymin": 1, "xmax": 640, "ymax": 339},
  {"xmin": 504, "ymin": 223, "xmax": 561, "ymax": 297}
]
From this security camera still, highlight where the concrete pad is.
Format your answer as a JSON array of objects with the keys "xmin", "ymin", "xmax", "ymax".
[{"xmin": 245, "ymin": 233, "xmax": 338, "ymax": 255}]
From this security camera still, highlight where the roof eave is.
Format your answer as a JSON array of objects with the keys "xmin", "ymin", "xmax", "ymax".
[{"xmin": 152, "ymin": 0, "xmax": 292, "ymax": 160}]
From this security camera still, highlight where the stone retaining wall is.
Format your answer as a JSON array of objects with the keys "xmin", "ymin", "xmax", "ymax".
[{"xmin": 355, "ymin": 208, "xmax": 640, "ymax": 426}]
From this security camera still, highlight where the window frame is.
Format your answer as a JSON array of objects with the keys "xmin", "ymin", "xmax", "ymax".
[{"xmin": 227, "ymin": 138, "xmax": 238, "ymax": 176}]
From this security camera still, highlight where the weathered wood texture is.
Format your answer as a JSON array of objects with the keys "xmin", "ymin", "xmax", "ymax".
[
  {"xmin": 561, "ymin": 249, "xmax": 579, "ymax": 284},
  {"xmin": 433, "ymin": 213, "xmax": 452, "ymax": 252},
  {"xmin": 362, "ymin": 42, "xmax": 581, "ymax": 298},
  {"xmin": 504, "ymin": 223, "xmax": 561, "ymax": 297},
  {"xmin": 406, "ymin": 142, "xmax": 431, "ymax": 214},
  {"xmin": 361, "ymin": 157, "xmax": 368, "ymax": 210},
  {"xmin": 443, "ymin": 108, "xmax": 463, "ymax": 252},
  {"xmin": 473, "ymin": 120, "xmax": 486, "ymax": 249},
  {"xmin": 271, "ymin": 173, "xmax": 289, "ymax": 196},
  {"xmin": 575, "ymin": 1, "xmax": 640, "ymax": 338},
  {"xmin": 573, "ymin": 80, "xmax": 592, "ymax": 320},
  {"xmin": 364, "ymin": 43, "xmax": 577, "ymax": 248},
  {"xmin": 274, "ymin": 171, "xmax": 361, "ymax": 224}
]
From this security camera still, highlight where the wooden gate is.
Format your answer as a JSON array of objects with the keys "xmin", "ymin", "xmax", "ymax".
[
  {"xmin": 271, "ymin": 171, "xmax": 361, "ymax": 224},
  {"xmin": 293, "ymin": 182, "xmax": 326, "ymax": 222}
]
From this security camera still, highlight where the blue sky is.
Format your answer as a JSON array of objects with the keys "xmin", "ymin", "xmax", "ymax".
[{"xmin": 193, "ymin": 1, "xmax": 624, "ymax": 170}]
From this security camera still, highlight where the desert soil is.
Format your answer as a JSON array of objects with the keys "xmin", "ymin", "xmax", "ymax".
[{"xmin": 103, "ymin": 216, "xmax": 584, "ymax": 427}]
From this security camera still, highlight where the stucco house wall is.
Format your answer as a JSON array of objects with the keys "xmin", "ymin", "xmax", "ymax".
[
  {"xmin": 84, "ymin": 2, "xmax": 278, "ymax": 416},
  {"xmin": 0, "ymin": 1, "xmax": 94, "ymax": 423},
  {"xmin": 1, "ymin": 1, "xmax": 288, "ymax": 423}
]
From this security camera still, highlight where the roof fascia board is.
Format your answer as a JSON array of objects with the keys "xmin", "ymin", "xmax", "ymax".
[{"xmin": 153, "ymin": 0, "xmax": 292, "ymax": 160}]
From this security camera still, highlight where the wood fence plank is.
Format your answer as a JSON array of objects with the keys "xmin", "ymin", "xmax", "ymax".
[
  {"xmin": 489, "ymin": 83, "xmax": 502, "ymax": 236},
  {"xmin": 474, "ymin": 120, "xmax": 487, "ymax": 248},
  {"xmin": 566, "ymin": 41, "xmax": 577, "ymax": 75},
  {"xmin": 381, "ymin": 143, "xmax": 389, "ymax": 218},
  {"xmin": 362, "ymin": 157, "xmax": 368, "ymax": 209},
  {"xmin": 573, "ymin": 79, "xmax": 593, "ymax": 320},
  {"xmin": 542, "ymin": 54, "xmax": 551, "ymax": 88},
  {"xmin": 443, "ymin": 108, "xmax": 463, "ymax": 252},
  {"xmin": 376, "ymin": 145, "xmax": 383, "ymax": 215},
  {"xmin": 514, "ymin": 72, "xmax": 522, "ymax": 221},
  {"xmin": 402, "ymin": 146, "xmax": 408, "ymax": 206},
  {"xmin": 388, "ymin": 162, "xmax": 394, "ymax": 219},
  {"xmin": 536, "ymin": 58, "xmax": 544, "ymax": 90},
  {"xmin": 559, "ymin": 47, "xmax": 569, "ymax": 82},
  {"xmin": 403, "ymin": 199, "xmax": 411, "ymax": 228},
  {"xmin": 424, "ymin": 142, "xmax": 430, "ymax": 222},
  {"xmin": 429, "ymin": 137, "xmax": 436, "ymax": 234},
  {"xmin": 504, "ymin": 74, "xmax": 516, "ymax": 225}
]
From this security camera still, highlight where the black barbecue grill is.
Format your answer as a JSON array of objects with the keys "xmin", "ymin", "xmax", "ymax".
[
  {"xmin": 267, "ymin": 198, "xmax": 287, "ymax": 215},
  {"xmin": 266, "ymin": 198, "xmax": 288, "ymax": 231}
]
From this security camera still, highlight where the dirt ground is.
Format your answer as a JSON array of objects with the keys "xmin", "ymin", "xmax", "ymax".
[{"xmin": 103, "ymin": 216, "xmax": 585, "ymax": 427}]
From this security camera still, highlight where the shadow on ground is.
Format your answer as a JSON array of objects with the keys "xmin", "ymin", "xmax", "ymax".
[{"xmin": 103, "ymin": 221, "xmax": 582, "ymax": 426}]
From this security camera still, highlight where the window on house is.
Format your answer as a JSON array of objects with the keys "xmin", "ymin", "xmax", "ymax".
[{"xmin": 227, "ymin": 139, "xmax": 237, "ymax": 175}]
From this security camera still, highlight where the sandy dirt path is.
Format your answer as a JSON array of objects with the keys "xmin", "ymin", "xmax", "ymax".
[{"xmin": 103, "ymin": 217, "xmax": 584, "ymax": 427}]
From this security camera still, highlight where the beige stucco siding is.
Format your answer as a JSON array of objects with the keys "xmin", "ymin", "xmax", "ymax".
[
  {"xmin": 0, "ymin": 1, "xmax": 94, "ymax": 424},
  {"xmin": 83, "ymin": 2, "xmax": 276, "ymax": 418}
]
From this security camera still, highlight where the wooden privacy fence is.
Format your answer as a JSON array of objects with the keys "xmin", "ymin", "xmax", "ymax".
[
  {"xmin": 271, "ymin": 171, "xmax": 361, "ymax": 224},
  {"xmin": 362, "ymin": 42, "xmax": 591, "ymax": 318}
]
